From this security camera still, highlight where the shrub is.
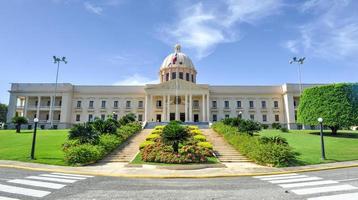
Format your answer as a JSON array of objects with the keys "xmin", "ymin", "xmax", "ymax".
[
  {"xmin": 151, "ymin": 129, "xmax": 162, "ymax": 135},
  {"xmin": 259, "ymin": 136, "xmax": 288, "ymax": 146},
  {"xmin": 162, "ymin": 123, "xmax": 190, "ymax": 153},
  {"xmin": 64, "ymin": 144, "xmax": 102, "ymax": 165},
  {"xmin": 154, "ymin": 125, "xmax": 165, "ymax": 130},
  {"xmin": 92, "ymin": 118, "xmax": 119, "ymax": 135},
  {"xmin": 117, "ymin": 122, "xmax": 142, "ymax": 140},
  {"xmin": 187, "ymin": 125, "xmax": 199, "ymax": 131},
  {"xmin": 139, "ymin": 141, "xmax": 155, "ymax": 150},
  {"xmin": 11, "ymin": 116, "xmax": 28, "ymax": 133},
  {"xmin": 68, "ymin": 123, "xmax": 99, "ymax": 144},
  {"xmin": 118, "ymin": 113, "xmax": 136, "ymax": 126},
  {"xmin": 261, "ymin": 124, "xmax": 269, "ymax": 129},
  {"xmin": 238, "ymin": 119, "xmax": 262, "ymax": 136},
  {"xmin": 189, "ymin": 129, "xmax": 202, "ymax": 135},
  {"xmin": 146, "ymin": 134, "xmax": 160, "ymax": 141},
  {"xmin": 271, "ymin": 123, "xmax": 282, "ymax": 129},
  {"xmin": 280, "ymin": 127, "xmax": 289, "ymax": 133},
  {"xmin": 99, "ymin": 134, "xmax": 120, "ymax": 154},
  {"xmin": 193, "ymin": 135, "xmax": 206, "ymax": 142},
  {"xmin": 197, "ymin": 142, "xmax": 213, "ymax": 149},
  {"xmin": 62, "ymin": 139, "xmax": 81, "ymax": 151}
]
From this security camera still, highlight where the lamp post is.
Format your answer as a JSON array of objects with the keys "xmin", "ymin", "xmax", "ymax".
[
  {"xmin": 30, "ymin": 118, "xmax": 39, "ymax": 159},
  {"xmin": 318, "ymin": 117, "xmax": 326, "ymax": 160},
  {"xmin": 51, "ymin": 56, "xmax": 67, "ymax": 128}
]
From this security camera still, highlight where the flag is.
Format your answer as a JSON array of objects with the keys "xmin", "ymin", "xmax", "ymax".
[{"xmin": 172, "ymin": 53, "xmax": 177, "ymax": 64}]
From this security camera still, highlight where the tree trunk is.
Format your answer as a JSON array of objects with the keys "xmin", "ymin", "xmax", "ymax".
[
  {"xmin": 16, "ymin": 124, "xmax": 20, "ymax": 133},
  {"xmin": 330, "ymin": 126, "xmax": 338, "ymax": 135},
  {"xmin": 173, "ymin": 142, "xmax": 179, "ymax": 153}
]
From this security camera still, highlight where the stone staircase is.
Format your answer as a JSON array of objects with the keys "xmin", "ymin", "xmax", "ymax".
[
  {"xmin": 201, "ymin": 129, "xmax": 251, "ymax": 163},
  {"xmin": 101, "ymin": 129, "xmax": 152, "ymax": 162},
  {"xmin": 145, "ymin": 122, "xmax": 210, "ymax": 129}
]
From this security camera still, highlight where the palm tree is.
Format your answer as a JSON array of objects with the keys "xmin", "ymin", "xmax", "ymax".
[
  {"xmin": 162, "ymin": 123, "xmax": 189, "ymax": 153},
  {"xmin": 12, "ymin": 116, "xmax": 28, "ymax": 133}
]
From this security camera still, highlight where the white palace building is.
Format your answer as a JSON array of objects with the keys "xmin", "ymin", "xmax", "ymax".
[{"xmin": 6, "ymin": 44, "xmax": 320, "ymax": 129}]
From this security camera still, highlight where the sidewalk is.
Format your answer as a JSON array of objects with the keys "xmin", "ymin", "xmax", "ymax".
[{"xmin": 1, "ymin": 159, "xmax": 358, "ymax": 178}]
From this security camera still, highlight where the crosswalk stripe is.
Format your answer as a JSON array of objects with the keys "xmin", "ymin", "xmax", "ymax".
[
  {"xmin": 26, "ymin": 176, "xmax": 77, "ymax": 183},
  {"xmin": 51, "ymin": 173, "xmax": 94, "ymax": 178},
  {"xmin": 307, "ymin": 192, "xmax": 358, "ymax": 200},
  {"xmin": 0, "ymin": 183, "xmax": 50, "ymax": 197},
  {"xmin": 291, "ymin": 184, "xmax": 358, "ymax": 195},
  {"xmin": 279, "ymin": 180, "xmax": 338, "ymax": 188},
  {"xmin": 8, "ymin": 179, "xmax": 66, "ymax": 189},
  {"xmin": 39, "ymin": 174, "xmax": 86, "ymax": 180},
  {"xmin": 270, "ymin": 177, "xmax": 322, "ymax": 184},
  {"xmin": 253, "ymin": 173, "xmax": 298, "ymax": 178},
  {"xmin": 260, "ymin": 175, "xmax": 308, "ymax": 181},
  {"xmin": 0, "ymin": 196, "xmax": 20, "ymax": 200}
]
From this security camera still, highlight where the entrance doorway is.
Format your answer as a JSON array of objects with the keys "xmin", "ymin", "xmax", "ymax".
[
  {"xmin": 194, "ymin": 114, "xmax": 199, "ymax": 122},
  {"xmin": 170, "ymin": 113, "xmax": 175, "ymax": 121},
  {"xmin": 156, "ymin": 114, "xmax": 161, "ymax": 122},
  {"xmin": 180, "ymin": 113, "xmax": 185, "ymax": 122}
]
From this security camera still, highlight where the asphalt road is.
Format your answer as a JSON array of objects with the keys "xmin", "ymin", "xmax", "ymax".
[{"xmin": 0, "ymin": 167, "xmax": 358, "ymax": 200}]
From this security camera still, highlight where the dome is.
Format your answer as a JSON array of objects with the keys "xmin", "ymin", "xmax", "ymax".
[{"xmin": 160, "ymin": 44, "xmax": 195, "ymax": 69}]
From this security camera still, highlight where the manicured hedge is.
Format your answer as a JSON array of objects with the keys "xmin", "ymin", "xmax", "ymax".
[{"xmin": 212, "ymin": 122, "xmax": 298, "ymax": 167}]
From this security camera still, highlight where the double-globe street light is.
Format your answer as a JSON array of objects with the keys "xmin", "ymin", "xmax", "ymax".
[
  {"xmin": 318, "ymin": 117, "xmax": 326, "ymax": 160},
  {"xmin": 50, "ymin": 56, "xmax": 68, "ymax": 128}
]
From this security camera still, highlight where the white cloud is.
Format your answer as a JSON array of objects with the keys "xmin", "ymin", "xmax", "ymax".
[
  {"xmin": 113, "ymin": 74, "xmax": 158, "ymax": 85},
  {"xmin": 158, "ymin": 0, "xmax": 282, "ymax": 59},
  {"xmin": 84, "ymin": 2, "xmax": 103, "ymax": 15},
  {"xmin": 285, "ymin": 0, "xmax": 358, "ymax": 60}
]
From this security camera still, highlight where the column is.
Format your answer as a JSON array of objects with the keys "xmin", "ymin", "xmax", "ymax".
[
  {"xmin": 6, "ymin": 93, "xmax": 17, "ymax": 123},
  {"xmin": 202, "ymin": 94, "xmax": 205, "ymax": 122},
  {"xmin": 283, "ymin": 93, "xmax": 295, "ymax": 130},
  {"xmin": 162, "ymin": 95, "xmax": 166, "ymax": 122},
  {"xmin": 36, "ymin": 96, "xmax": 41, "ymax": 120},
  {"xmin": 24, "ymin": 96, "xmax": 29, "ymax": 119},
  {"xmin": 48, "ymin": 96, "xmax": 54, "ymax": 123},
  {"xmin": 175, "ymin": 95, "xmax": 179, "ymax": 121},
  {"xmin": 206, "ymin": 93, "xmax": 210, "ymax": 122},
  {"xmin": 189, "ymin": 94, "xmax": 193, "ymax": 122},
  {"xmin": 144, "ymin": 95, "xmax": 148, "ymax": 122},
  {"xmin": 167, "ymin": 95, "xmax": 170, "ymax": 121},
  {"xmin": 149, "ymin": 95, "xmax": 153, "ymax": 122},
  {"xmin": 184, "ymin": 94, "xmax": 188, "ymax": 122}
]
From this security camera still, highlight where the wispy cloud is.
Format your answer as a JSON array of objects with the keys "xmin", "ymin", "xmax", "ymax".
[
  {"xmin": 84, "ymin": 2, "xmax": 103, "ymax": 15},
  {"xmin": 158, "ymin": 0, "xmax": 282, "ymax": 59},
  {"xmin": 113, "ymin": 74, "xmax": 158, "ymax": 85},
  {"xmin": 285, "ymin": 0, "xmax": 358, "ymax": 60}
]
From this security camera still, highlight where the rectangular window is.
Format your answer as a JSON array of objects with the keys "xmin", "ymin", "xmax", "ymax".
[
  {"xmin": 113, "ymin": 114, "xmax": 118, "ymax": 120},
  {"xmin": 58, "ymin": 114, "xmax": 61, "ymax": 120},
  {"xmin": 101, "ymin": 114, "xmax": 105, "ymax": 120},
  {"xmin": 213, "ymin": 114, "xmax": 217, "ymax": 122},
  {"xmin": 186, "ymin": 73, "xmax": 190, "ymax": 81},
  {"xmin": 193, "ymin": 100, "xmax": 199, "ymax": 108},
  {"xmin": 138, "ymin": 114, "xmax": 143, "ymax": 121},
  {"xmin": 126, "ymin": 101, "xmax": 131, "ymax": 108},
  {"xmin": 250, "ymin": 114, "xmax": 255, "ymax": 120},
  {"xmin": 35, "ymin": 101, "xmax": 38, "ymax": 107},
  {"xmin": 59, "ymin": 100, "xmax": 62, "ymax": 106},
  {"xmin": 249, "ymin": 101, "xmax": 254, "ymax": 108},
  {"xmin": 138, "ymin": 101, "xmax": 143, "ymax": 108},
  {"xmin": 89, "ymin": 100, "xmax": 94, "ymax": 108},
  {"xmin": 76, "ymin": 114, "xmax": 80, "ymax": 122},
  {"xmin": 274, "ymin": 101, "xmax": 279, "ymax": 108},
  {"xmin": 262, "ymin": 114, "xmax": 267, "ymax": 122},
  {"xmin": 166, "ymin": 73, "xmax": 169, "ymax": 81},
  {"xmin": 77, "ymin": 101, "xmax": 81, "ymax": 108},
  {"xmin": 225, "ymin": 114, "xmax": 230, "ymax": 119},
  {"xmin": 191, "ymin": 74, "xmax": 194, "ymax": 82},
  {"xmin": 156, "ymin": 100, "xmax": 162, "ymax": 108},
  {"xmin": 212, "ymin": 101, "xmax": 217, "ymax": 108},
  {"xmin": 179, "ymin": 72, "xmax": 183, "ymax": 79},
  {"xmin": 114, "ymin": 101, "xmax": 118, "ymax": 108},
  {"xmin": 47, "ymin": 100, "xmax": 50, "ymax": 106},
  {"xmin": 237, "ymin": 101, "xmax": 241, "ymax": 108},
  {"xmin": 46, "ymin": 114, "xmax": 49, "ymax": 120},
  {"xmin": 261, "ymin": 101, "xmax": 266, "ymax": 108},
  {"xmin": 224, "ymin": 101, "xmax": 230, "ymax": 108},
  {"xmin": 88, "ymin": 114, "xmax": 93, "ymax": 122},
  {"xmin": 275, "ymin": 114, "xmax": 280, "ymax": 122},
  {"xmin": 101, "ymin": 100, "xmax": 106, "ymax": 108},
  {"xmin": 294, "ymin": 100, "xmax": 297, "ymax": 107},
  {"xmin": 171, "ymin": 72, "xmax": 176, "ymax": 79},
  {"xmin": 294, "ymin": 110, "xmax": 297, "ymax": 121}
]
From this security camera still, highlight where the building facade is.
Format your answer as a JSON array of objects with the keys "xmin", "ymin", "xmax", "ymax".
[{"xmin": 7, "ymin": 44, "xmax": 321, "ymax": 129}]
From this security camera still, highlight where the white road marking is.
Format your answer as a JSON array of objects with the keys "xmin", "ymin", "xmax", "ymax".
[
  {"xmin": 0, "ymin": 183, "xmax": 50, "ymax": 197},
  {"xmin": 0, "ymin": 196, "xmax": 20, "ymax": 200},
  {"xmin": 39, "ymin": 174, "xmax": 86, "ymax": 180},
  {"xmin": 260, "ymin": 175, "xmax": 308, "ymax": 181},
  {"xmin": 8, "ymin": 179, "xmax": 66, "ymax": 189},
  {"xmin": 51, "ymin": 173, "xmax": 94, "ymax": 178},
  {"xmin": 291, "ymin": 184, "xmax": 358, "ymax": 195},
  {"xmin": 253, "ymin": 173, "xmax": 298, "ymax": 178},
  {"xmin": 336, "ymin": 178, "xmax": 358, "ymax": 182},
  {"xmin": 279, "ymin": 180, "xmax": 338, "ymax": 188},
  {"xmin": 26, "ymin": 176, "xmax": 77, "ymax": 183},
  {"xmin": 270, "ymin": 177, "xmax": 322, "ymax": 184},
  {"xmin": 307, "ymin": 192, "xmax": 358, "ymax": 200}
]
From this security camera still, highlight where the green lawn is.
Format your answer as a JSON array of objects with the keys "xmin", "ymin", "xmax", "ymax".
[
  {"xmin": 0, "ymin": 129, "xmax": 68, "ymax": 165},
  {"xmin": 259, "ymin": 129, "xmax": 358, "ymax": 165}
]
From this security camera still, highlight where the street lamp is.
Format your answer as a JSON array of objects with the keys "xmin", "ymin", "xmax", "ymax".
[
  {"xmin": 30, "ymin": 118, "xmax": 39, "ymax": 159},
  {"xmin": 318, "ymin": 117, "xmax": 326, "ymax": 160},
  {"xmin": 51, "ymin": 56, "xmax": 68, "ymax": 128}
]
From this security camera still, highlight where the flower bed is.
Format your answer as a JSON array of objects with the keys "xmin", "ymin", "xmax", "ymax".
[{"xmin": 139, "ymin": 123, "xmax": 216, "ymax": 164}]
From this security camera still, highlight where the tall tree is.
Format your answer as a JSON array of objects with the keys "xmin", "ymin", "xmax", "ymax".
[
  {"xmin": 12, "ymin": 116, "xmax": 28, "ymax": 133},
  {"xmin": 298, "ymin": 83, "xmax": 358, "ymax": 134},
  {"xmin": 0, "ymin": 103, "xmax": 7, "ymax": 123}
]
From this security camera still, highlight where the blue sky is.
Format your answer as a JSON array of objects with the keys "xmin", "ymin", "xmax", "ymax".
[{"xmin": 0, "ymin": 0, "xmax": 357, "ymax": 104}]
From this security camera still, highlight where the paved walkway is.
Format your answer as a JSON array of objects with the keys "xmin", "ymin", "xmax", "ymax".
[
  {"xmin": 100, "ymin": 129, "xmax": 152, "ymax": 163},
  {"xmin": 201, "ymin": 129, "xmax": 251, "ymax": 163}
]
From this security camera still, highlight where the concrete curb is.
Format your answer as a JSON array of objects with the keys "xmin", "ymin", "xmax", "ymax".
[{"xmin": 1, "ymin": 162, "xmax": 358, "ymax": 179}]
